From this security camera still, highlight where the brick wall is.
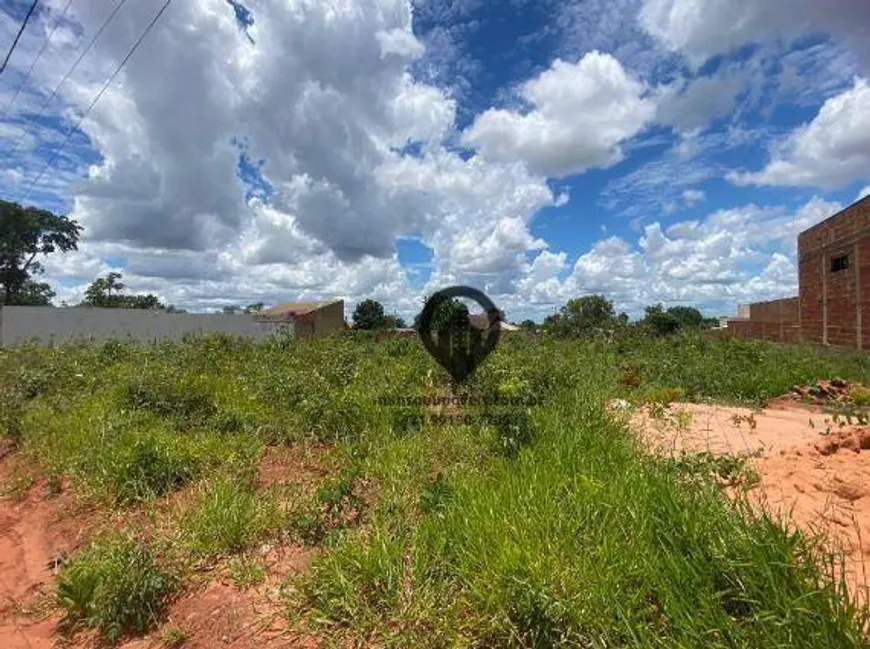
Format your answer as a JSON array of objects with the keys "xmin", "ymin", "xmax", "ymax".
[
  {"xmin": 798, "ymin": 195, "xmax": 870, "ymax": 349},
  {"xmin": 748, "ymin": 297, "xmax": 799, "ymax": 324},
  {"xmin": 728, "ymin": 297, "xmax": 801, "ymax": 344}
]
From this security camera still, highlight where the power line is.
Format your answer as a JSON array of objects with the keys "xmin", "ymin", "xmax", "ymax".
[
  {"xmin": 4, "ymin": 0, "xmax": 129, "ymax": 162},
  {"xmin": 17, "ymin": 0, "xmax": 172, "ymax": 205},
  {"xmin": 0, "ymin": 0, "xmax": 75, "ymax": 122},
  {"xmin": 0, "ymin": 0, "xmax": 40, "ymax": 75}
]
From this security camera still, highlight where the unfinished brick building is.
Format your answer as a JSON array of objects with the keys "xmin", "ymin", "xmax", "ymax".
[{"xmin": 729, "ymin": 195, "xmax": 870, "ymax": 349}]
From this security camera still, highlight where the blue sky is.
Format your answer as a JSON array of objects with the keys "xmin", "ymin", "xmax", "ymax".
[{"xmin": 1, "ymin": 0, "xmax": 869, "ymax": 319}]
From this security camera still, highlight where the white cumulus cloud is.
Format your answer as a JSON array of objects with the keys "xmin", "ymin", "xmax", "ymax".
[
  {"xmin": 728, "ymin": 78, "xmax": 870, "ymax": 188},
  {"xmin": 462, "ymin": 51, "xmax": 655, "ymax": 178},
  {"xmin": 639, "ymin": 0, "xmax": 870, "ymax": 71}
]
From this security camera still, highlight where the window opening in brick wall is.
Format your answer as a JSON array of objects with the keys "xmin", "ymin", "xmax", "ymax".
[{"xmin": 831, "ymin": 254, "xmax": 850, "ymax": 273}]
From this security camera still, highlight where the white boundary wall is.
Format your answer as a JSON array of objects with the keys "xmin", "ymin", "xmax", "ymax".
[{"xmin": 0, "ymin": 306, "xmax": 292, "ymax": 347}]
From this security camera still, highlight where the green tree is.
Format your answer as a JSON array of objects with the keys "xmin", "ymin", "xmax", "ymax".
[
  {"xmin": 413, "ymin": 296, "xmax": 473, "ymax": 334},
  {"xmin": 642, "ymin": 304, "xmax": 681, "ymax": 337},
  {"xmin": 0, "ymin": 200, "xmax": 81, "ymax": 305},
  {"xmin": 519, "ymin": 319, "xmax": 537, "ymax": 333},
  {"xmin": 81, "ymin": 272, "xmax": 165, "ymax": 310},
  {"xmin": 353, "ymin": 299, "xmax": 387, "ymax": 330},
  {"xmin": 127, "ymin": 294, "xmax": 164, "ymax": 310},
  {"xmin": 83, "ymin": 272, "xmax": 125, "ymax": 308},
  {"xmin": 543, "ymin": 295, "xmax": 618, "ymax": 338},
  {"xmin": 641, "ymin": 304, "xmax": 709, "ymax": 336},
  {"xmin": 431, "ymin": 298, "xmax": 470, "ymax": 333},
  {"xmin": 244, "ymin": 302, "xmax": 265, "ymax": 314},
  {"xmin": 667, "ymin": 305, "xmax": 704, "ymax": 329},
  {"xmin": 383, "ymin": 314, "xmax": 407, "ymax": 329},
  {"xmin": 13, "ymin": 280, "xmax": 56, "ymax": 306}
]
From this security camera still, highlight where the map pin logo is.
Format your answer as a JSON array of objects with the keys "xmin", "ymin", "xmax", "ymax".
[{"xmin": 417, "ymin": 286, "xmax": 502, "ymax": 383}]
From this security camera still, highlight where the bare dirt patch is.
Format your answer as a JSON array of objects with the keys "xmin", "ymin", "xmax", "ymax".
[
  {"xmin": 631, "ymin": 400, "xmax": 870, "ymax": 603},
  {"xmin": 257, "ymin": 444, "xmax": 334, "ymax": 490},
  {"xmin": 0, "ymin": 472, "xmax": 100, "ymax": 649},
  {"xmin": 119, "ymin": 546, "xmax": 318, "ymax": 649},
  {"xmin": 0, "ymin": 444, "xmax": 328, "ymax": 648}
]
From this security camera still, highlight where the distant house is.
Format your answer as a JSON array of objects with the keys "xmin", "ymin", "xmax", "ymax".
[
  {"xmin": 469, "ymin": 313, "xmax": 520, "ymax": 332},
  {"xmin": 257, "ymin": 300, "xmax": 344, "ymax": 338}
]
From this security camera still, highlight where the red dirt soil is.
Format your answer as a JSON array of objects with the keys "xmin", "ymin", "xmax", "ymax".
[
  {"xmin": 118, "ymin": 545, "xmax": 317, "ymax": 649},
  {"xmin": 0, "ymin": 469, "xmax": 98, "ymax": 649},
  {"xmin": 0, "ymin": 445, "xmax": 324, "ymax": 648},
  {"xmin": 631, "ymin": 401, "xmax": 870, "ymax": 604}
]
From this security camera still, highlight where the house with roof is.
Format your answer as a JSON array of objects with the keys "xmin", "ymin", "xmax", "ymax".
[{"xmin": 256, "ymin": 300, "xmax": 345, "ymax": 338}]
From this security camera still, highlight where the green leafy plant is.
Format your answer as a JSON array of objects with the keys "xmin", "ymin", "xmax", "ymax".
[
  {"xmin": 161, "ymin": 626, "xmax": 188, "ymax": 648},
  {"xmin": 57, "ymin": 533, "xmax": 178, "ymax": 643}
]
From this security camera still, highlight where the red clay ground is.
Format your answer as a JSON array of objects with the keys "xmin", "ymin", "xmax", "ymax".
[
  {"xmin": 6, "ymin": 406, "xmax": 870, "ymax": 645},
  {"xmin": 0, "ymin": 445, "xmax": 324, "ymax": 648},
  {"xmin": 0, "ymin": 485, "xmax": 88, "ymax": 646},
  {"xmin": 117, "ymin": 545, "xmax": 317, "ymax": 649},
  {"xmin": 630, "ymin": 400, "xmax": 870, "ymax": 604}
]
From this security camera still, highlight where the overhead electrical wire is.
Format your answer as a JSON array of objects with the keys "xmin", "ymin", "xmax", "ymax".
[
  {"xmin": 4, "ymin": 0, "xmax": 129, "ymax": 162},
  {"xmin": 0, "ymin": 0, "xmax": 76, "ymax": 122},
  {"xmin": 0, "ymin": 0, "xmax": 40, "ymax": 75},
  {"xmin": 16, "ymin": 0, "xmax": 172, "ymax": 206}
]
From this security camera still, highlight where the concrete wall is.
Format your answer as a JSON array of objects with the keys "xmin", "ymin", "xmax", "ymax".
[
  {"xmin": 0, "ymin": 306, "xmax": 292, "ymax": 348},
  {"xmin": 798, "ymin": 195, "xmax": 870, "ymax": 349}
]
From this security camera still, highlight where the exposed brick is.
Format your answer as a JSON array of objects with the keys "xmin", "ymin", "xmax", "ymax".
[{"xmin": 736, "ymin": 197, "xmax": 870, "ymax": 348}]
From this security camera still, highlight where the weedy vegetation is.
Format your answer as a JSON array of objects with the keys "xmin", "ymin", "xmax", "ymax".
[
  {"xmin": 2, "ymin": 331, "xmax": 870, "ymax": 645},
  {"xmin": 56, "ymin": 532, "xmax": 178, "ymax": 642}
]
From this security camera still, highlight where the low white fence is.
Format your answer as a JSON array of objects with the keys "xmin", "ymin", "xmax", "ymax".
[{"xmin": 0, "ymin": 306, "xmax": 292, "ymax": 347}]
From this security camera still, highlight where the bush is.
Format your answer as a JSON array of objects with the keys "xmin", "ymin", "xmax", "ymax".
[
  {"xmin": 298, "ymin": 390, "xmax": 371, "ymax": 442},
  {"xmin": 57, "ymin": 533, "xmax": 177, "ymax": 643}
]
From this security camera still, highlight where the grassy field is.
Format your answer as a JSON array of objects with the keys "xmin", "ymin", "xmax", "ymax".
[{"xmin": 2, "ymin": 331, "xmax": 870, "ymax": 646}]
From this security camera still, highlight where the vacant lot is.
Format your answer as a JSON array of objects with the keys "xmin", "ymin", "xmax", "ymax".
[
  {"xmin": 634, "ymin": 396, "xmax": 870, "ymax": 602},
  {"xmin": 2, "ymin": 332, "xmax": 870, "ymax": 647}
]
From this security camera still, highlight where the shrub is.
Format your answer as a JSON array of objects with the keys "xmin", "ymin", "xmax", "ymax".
[
  {"xmin": 850, "ymin": 385, "xmax": 870, "ymax": 407},
  {"xmin": 0, "ymin": 387, "xmax": 25, "ymax": 444},
  {"xmin": 298, "ymin": 391, "xmax": 370, "ymax": 442},
  {"xmin": 57, "ymin": 533, "xmax": 178, "ymax": 642}
]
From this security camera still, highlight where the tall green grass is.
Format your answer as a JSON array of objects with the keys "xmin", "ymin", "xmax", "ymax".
[
  {"xmin": 293, "ymin": 390, "xmax": 868, "ymax": 647},
  {"xmin": 2, "ymin": 332, "xmax": 870, "ymax": 646}
]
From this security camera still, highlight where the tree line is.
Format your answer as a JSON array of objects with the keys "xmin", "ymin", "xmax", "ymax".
[
  {"xmin": 352, "ymin": 294, "xmax": 719, "ymax": 338},
  {"xmin": 540, "ymin": 295, "xmax": 719, "ymax": 338}
]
